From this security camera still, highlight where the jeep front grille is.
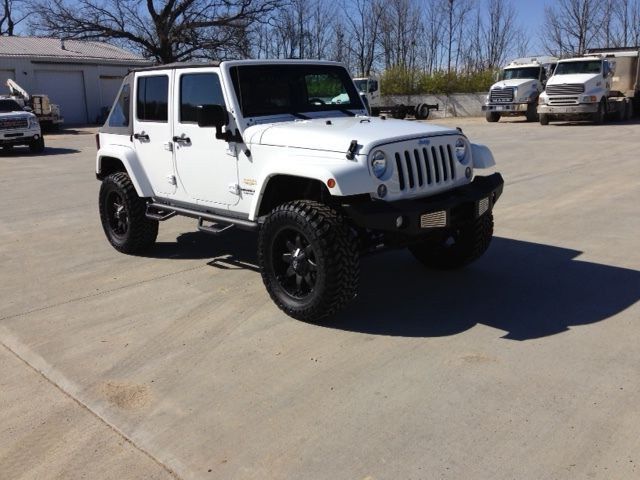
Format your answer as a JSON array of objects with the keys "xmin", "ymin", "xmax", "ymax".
[
  {"xmin": 546, "ymin": 84, "xmax": 585, "ymax": 95},
  {"xmin": 489, "ymin": 87, "xmax": 514, "ymax": 103},
  {"xmin": 0, "ymin": 117, "xmax": 28, "ymax": 130},
  {"xmin": 394, "ymin": 144, "xmax": 456, "ymax": 192}
]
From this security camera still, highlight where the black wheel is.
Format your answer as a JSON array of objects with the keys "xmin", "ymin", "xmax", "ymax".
[
  {"xmin": 99, "ymin": 172, "xmax": 158, "ymax": 254},
  {"xmin": 592, "ymin": 100, "xmax": 606, "ymax": 124},
  {"xmin": 29, "ymin": 136, "xmax": 45, "ymax": 153},
  {"xmin": 539, "ymin": 114, "xmax": 549, "ymax": 125},
  {"xmin": 392, "ymin": 104, "xmax": 407, "ymax": 119},
  {"xmin": 415, "ymin": 103, "xmax": 430, "ymax": 120},
  {"xmin": 409, "ymin": 213, "xmax": 494, "ymax": 270},
  {"xmin": 486, "ymin": 112, "xmax": 500, "ymax": 123},
  {"xmin": 258, "ymin": 200, "xmax": 359, "ymax": 321},
  {"xmin": 525, "ymin": 103, "xmax": 538, "ymax": 122}
]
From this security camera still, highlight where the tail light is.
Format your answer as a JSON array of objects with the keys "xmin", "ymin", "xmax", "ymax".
[{"xmin": 95, "ymin": 133, "xmax": 100, "ymax": 150}]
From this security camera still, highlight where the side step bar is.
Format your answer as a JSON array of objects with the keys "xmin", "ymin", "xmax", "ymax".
[{"xmin": 146, "ymin": 202, "xmax": 259, "ymax": 231}]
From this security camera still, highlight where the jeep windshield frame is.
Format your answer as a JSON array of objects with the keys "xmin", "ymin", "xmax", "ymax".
[
  {"xmin": 0, "ymin": 99, "xmax": 23, "ymax": 113},
  {"xmin": 230, "ymin": 64, "xmax": 365, "ymax": 118}
]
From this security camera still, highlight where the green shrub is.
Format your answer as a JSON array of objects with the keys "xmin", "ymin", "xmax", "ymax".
[{"xmin": 380, "ymin": 67, "xmax": 496, "ymax": 95}]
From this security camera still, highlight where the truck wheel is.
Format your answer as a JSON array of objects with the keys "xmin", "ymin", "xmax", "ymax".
[
  {"xmin": 593, "ymin": 100, "xmax": 606, "ymax": 124},
  {"xmin": 485, "ymin": 112, "xmax": 500, "ymax": 123},
  {"xmin": 99, "ymin": 172, "xmax": 158, "ymax": 254},
  {"xmin": 625, "ymin": 100, "xmax": 634, "ymax": 121},
  {"xmin": 415, "ymin": 103, "xmax": 430, "ymax": 120},
  {"xmin": 409, "ymin": 213, "xmax": 494, "ymax": 270},
  {"xmin": 525, "ymin": 103, "xmax": 538, "ymax": 122},
  {"xmin": 29, "ymin": 137, "xmax": 45, "ymax": 153},
  {"xmin": 539, "ymin": 114, "xmax": 549, "ymax": 126},
  {"xmin": 258, "ymin": 200, "xmax": 359, "ymax": 321},
  {"xmin": 392, "ymin": 104, "xmax": 408, "ymax": 119}
]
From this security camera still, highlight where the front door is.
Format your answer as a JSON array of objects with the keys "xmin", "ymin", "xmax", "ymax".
[
  {"xmin": 132, "ymin": 71, "xmax": 176, "ymax": 196},
  {"xmin": 173, "ymin": 69, "xmax": 239, "ymax": 206}
]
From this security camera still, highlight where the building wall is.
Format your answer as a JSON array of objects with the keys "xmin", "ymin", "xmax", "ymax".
[{"xmin": 0, "ymin": 57, "xmax": 147, "ymax": 124}]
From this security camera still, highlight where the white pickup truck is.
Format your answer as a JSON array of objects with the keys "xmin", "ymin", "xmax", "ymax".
[
  {"xmin": 96, "ymin": 60, "xmax": 503, "ymax": 321},
  {"xmin": 0, "ymin": 98, "xmax": 45, "ymax": 153}
]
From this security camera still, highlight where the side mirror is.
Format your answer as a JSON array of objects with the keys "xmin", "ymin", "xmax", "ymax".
[{"xmin": 197, "ymin": 104, "xmax": 228, "ymax": 128}]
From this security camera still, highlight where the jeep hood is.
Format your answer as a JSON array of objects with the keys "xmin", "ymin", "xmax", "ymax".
[
  {"xmin": 491, "ymin": 78, "xmax": 539, "ymax": 90},
  {"xmin": 243, "ymin": 117, "xmax": 458, "ymax": 155},
  {"xmin": 0, "ymin": 111, "xmax": 32, "ymax": 118}
]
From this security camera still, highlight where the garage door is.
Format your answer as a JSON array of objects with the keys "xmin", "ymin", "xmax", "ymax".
[
  {"xmin": 35, "ymin": 70, "xmax": 87, "ymax": 124},
  {"xmin": 99, "ymin": 76, "xmax": 123, "ymax": 112},
  {"xmin": 0, "ymin": 69, "xmax": 15, "ymax": 94}
]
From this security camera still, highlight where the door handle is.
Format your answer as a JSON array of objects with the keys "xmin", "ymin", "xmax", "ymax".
[
  {"xmin": 172, "ymin": 135, "xmax": 191, "ymax": 144},
  {"xmin": 133, "ymin": 132, "xmax": 149, "ymax": 141}
]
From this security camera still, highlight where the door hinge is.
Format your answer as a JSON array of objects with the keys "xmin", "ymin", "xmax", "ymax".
[
  {"xmin": 167, "ymin": 175, "xmax": 177, "ymax": 186},
  {"xmin": 163, "ymin": 141, "xmax": 173, "ymax": 152},
  {"xmin": 228, "ymin": 183, "xmax": 240, "ymax": 195}
]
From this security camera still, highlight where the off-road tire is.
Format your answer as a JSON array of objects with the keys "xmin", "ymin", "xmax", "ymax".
[
  {"xmin": 539, "ymin": 114, "xmax": 549, "ymax": 125},
  {"xmin": 525, "ymin": 103, "xmax": 538, "ymax": 122},
  {"xmin": 99, "ymin": 172, "xmax": 158, "ymax": 254},
  {"xmin": 486, "ymin": 112, "xmax": 500, "ymax": 123},
  {"xmin": 258, "ymin": 200, "xmax": 359, "ymax": 322},
  {"xmin": 409, "ymin": 212, "xmax": 494, "ymax": 270},
  {"xmin": 29, "ymin": 137, "xmax": 45, "ymax": 153},
  {"xmin": 592, "ymin": 100, "xmax": 606, "ymax": 124}
]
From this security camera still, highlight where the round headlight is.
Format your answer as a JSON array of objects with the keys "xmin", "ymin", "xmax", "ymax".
[
  {"xmin": 455, "ymin": 138, "xmax": 467, "ymax": 163},
  {"xmin": 371, "ymin": 150, "xmax": 387, "ymax": 178}
]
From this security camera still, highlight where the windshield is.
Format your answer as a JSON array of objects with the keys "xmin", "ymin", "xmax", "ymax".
[
  {"xmin": 502, "ymin": 67, "xmax": 541, "ymax": 80},
  {"xmin": 554, "ymin": 61, "xmax": 602, "ymax": 75},
  {"xmin": 353, "ymin": 79, "xmax": 368, "ymax": 92},
  {"xmin": 0, "ymin": 99, "xmax": 23, "ymax": 112},
  {"xmin": 230, "ymin": 64, "xmax": 364, "ymax": 117}
]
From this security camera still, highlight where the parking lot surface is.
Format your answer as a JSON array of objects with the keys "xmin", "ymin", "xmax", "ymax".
[{"xmin": 1, "ymin": 118, "xmax": 639, "ymax": 479}]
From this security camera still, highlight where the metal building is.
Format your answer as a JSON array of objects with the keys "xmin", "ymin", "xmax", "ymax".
[{"xmin": 0, "ymin": 37, "xmax": 151, "ymax": 124}]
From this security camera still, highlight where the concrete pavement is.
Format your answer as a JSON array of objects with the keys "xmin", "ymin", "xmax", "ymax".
[{"xmin": 1, "ymin": 119, "xmax": 639, "ymax": 479}]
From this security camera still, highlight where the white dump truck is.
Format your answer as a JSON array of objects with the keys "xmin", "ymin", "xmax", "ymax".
[
  {"xmin": 351, "ymin": 76, "xmax": 439, "ymax": 120},
  {"xmin": 537, "ymin": 48, "xmax": 639, "ymax": 125},
  {"xmin": 482, "ymin": 56, "xmax": 557, "ymax": 123}
]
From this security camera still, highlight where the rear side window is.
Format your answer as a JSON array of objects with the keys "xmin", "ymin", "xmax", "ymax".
[
  {"xmin": 108, "ymin": 84, "xmax": 130, "ymax": 127},
  {"xmin": 136, "ymin": 75, "xmax": 168, "ymax": 122},
  {"xmin": 180, "ymin": 73, "xmax": 224, "ymax": 123}
]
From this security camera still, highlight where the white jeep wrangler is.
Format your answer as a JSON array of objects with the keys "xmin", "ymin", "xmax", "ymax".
[
  {"xmin": 96, "ymin": 60, "xmax": 503, "ymax": 321},
  {"xmin": 0, "ymin": 98, "xmax": 45, "ymax": 153}
]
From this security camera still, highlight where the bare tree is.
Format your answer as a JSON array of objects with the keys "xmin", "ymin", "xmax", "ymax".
[
  {"xmin": 344, "ymin": 0, "xmax": 384, "ymax": 76},
  {"xmin": 1, "ymin": 0, "xmax": 28, "ymax": 35},
  {"xmin": 542, "ymin": 0, "xmax": 608, "ymax": 56},
  {"xmin": 29, "ymin": 0, "xmax": 282, "ymax": 63}
]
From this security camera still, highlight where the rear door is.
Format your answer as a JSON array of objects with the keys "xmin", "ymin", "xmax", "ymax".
[
  {"xmin": 132, "ymin": 71, "xmax": 176, "ymax": 196},
  {"xmin": 172, "ymin": 68, "xmax": 239, "ymax": 206}
]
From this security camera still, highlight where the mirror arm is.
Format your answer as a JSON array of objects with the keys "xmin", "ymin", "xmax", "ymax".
[{"xmin": 215, "ymin": 126, "xmax": 244, "ymax": 143}]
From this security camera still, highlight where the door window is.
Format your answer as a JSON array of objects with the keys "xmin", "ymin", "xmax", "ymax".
[
  {"xmin": 180, "ymin": 73, "xmax": 224, "ymax": 123},
  {"xmin": 136, "ymin": 75, "xmax": 168, "ymax": 122}
]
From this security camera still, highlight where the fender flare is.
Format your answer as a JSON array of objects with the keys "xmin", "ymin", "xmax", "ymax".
[{"xmin": 96, "ymin": 145, "xmax": 154, "ymax": 197}]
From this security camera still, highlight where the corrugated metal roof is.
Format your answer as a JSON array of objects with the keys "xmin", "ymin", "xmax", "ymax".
[{"xmin": 0, "ymin": 36, "xmax": 151, "ymax": 63}]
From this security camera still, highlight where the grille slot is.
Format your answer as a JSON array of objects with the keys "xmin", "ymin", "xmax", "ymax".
[
  {"xmin": 489, "ymin": 87, "xmax": 514, "ymax": 103},
  {"xmin": 393, "ymin": 140, "xmax": 457, "ymax": 192},
  {"xmin": 546, "ymin": 84, "xmax": 585, "ymax": 95},
  {"xmin": 549, "ymin": 96, "xmax": 579, "ymax": 105},
  {"xmin": 0, "ymin": 117, "xmax": 28, "ymax": 130}
]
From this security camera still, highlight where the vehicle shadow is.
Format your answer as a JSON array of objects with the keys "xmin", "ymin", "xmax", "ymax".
[
  {"xmin": 147, "ymin": 232, "xmax": 640, "ymax": 341},
  {"xmin": 329, "ymin": 237, "xmax": 640, "ymax": 340}
]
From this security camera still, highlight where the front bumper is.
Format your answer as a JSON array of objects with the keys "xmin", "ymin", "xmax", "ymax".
[
  {"xmin": 341, "ymin": 173, "xmax": 504, "ymax": 236},
  {"xmin": 537, "ymin": 103, "xmax": 599, "ymax": 115},
  {"xmin": 482, "ymin": 103, "xmax": 530, "ymax": 113},
  {"xmin": 0, "ymin": 130, "xmax": 41, "ymax": 146}
]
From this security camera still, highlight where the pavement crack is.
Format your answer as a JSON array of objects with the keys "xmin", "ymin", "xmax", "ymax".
[{"xmin": 0, "ymin": 340, "xmax": 182, "ymax": 479}]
